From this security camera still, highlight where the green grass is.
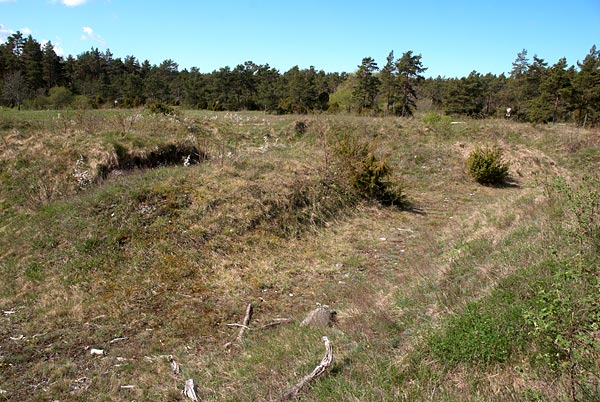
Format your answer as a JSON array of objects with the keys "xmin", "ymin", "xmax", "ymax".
[{"xmin": 1, "ymin": 109, "xmax": 599, "ymax": 401}]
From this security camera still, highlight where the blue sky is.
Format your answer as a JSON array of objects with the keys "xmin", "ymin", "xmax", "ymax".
[{"xmin": 1, "ymin": 0, "xmax": 599, "ymax": 77}]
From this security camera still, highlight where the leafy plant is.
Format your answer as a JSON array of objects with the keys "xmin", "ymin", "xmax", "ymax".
[
  {"xmin": 548, "ymin": 175, "xmax": 600, "ymax": 252},
  {"xmin": 467, "ymin": 146, "xmax": 509, "ymax": 184},
  {"xmin": 523, "ymin": 258, "xmax": 600, "ymax": 401}
]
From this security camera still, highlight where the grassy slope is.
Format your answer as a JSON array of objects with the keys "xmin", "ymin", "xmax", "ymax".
[{"xmin": 0, "ymin": 109, "xmax": 598, "ymax": 401}]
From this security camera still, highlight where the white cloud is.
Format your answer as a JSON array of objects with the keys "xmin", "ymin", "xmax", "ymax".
[
  {"xmin": 81, "ymin": 25, "xmax": 105, "ymax": 45},
  {"xmin": 41, "ymin": 39, "xmax": 65, "ymax": 57},
  {"xmin": 62, "ymin": 0, "xmax": 88, "ymax": 6},
  {"xmin": 0, "ymin": 0, "xmax": 17, "ymax": 3},
  {"xmin": 0, "ymin": 24, "xmax": 12, "ymax": 42},
  {"xmin": 20, "ymin": 27, "xmax": 31, "ymax": 35}
]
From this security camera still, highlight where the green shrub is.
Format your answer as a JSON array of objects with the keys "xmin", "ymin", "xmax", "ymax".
[
  {"xmin": 333, "ymin": 135, "xmax": 404, "ymax": 206},
  {"xmin": 72, "ymin": 95, "xmax": 92, "ymax": 110},
  {"xmin": 422, "ymin": 112, "xmax": 451, "ymax": 126},
  {"xmin": 467, "ymin": 146, "xmax": 509, "ymax": 185},
  {"xmin": 48, "ymin": 86, "xmax": 74, "ymax": 109},
  {"xmin": 148, "ymin": 101, "xmax": 177, "ymax": 116},
  {"xmin": 547, "ymin": 175, "xmax": 600, "ymax": 253},
  {"xmin": 23, "ymin": 95, "xmax": 51, "ymax": 110}
]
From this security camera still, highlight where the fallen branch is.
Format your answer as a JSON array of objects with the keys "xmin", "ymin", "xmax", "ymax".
[
  {"xmin": 281, "ymin": 336, "xmax": 333, "ymax": 400},
  {"xmin": 227, "ymin": 318, "xmax": 293, "ymax": 331},
  {"xmin": 236, "ymin": 303, "xmax": 253, "ymax": 342},
  {"xmin": 226, "ymin": 323, "xmax": 250, "ymax": 329},
  {"xmin": 224, "ymin": 302, "xmax": 253, "ymax": 349},
  {"xmin": 258, "ymin": 318, "xmax": 293, "ymax": 329},
  {"xmin": 182, "ymin": 379, "xmax": 199, "ymax": 401}
]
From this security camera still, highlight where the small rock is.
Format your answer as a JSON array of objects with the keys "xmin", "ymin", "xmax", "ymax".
[{"xmin": 301, "ymin": 307, "xmax": 337, "ymax": 329}]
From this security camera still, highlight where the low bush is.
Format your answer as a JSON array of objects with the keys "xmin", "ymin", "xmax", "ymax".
[
  {"xmin": 467, "ymin": 146, "xmax": 509, "ymax": 185},
  {"xmin": 333, "ymin": 135, "xmax": 404, "ymax": 206},
  {"xmin": 294, "ymin": 120, "xmax": 308, "ymax": 135},
  {"xmin": 148, "ymin": 101, "xmax": 177, "ymax": 116},
  {"xmin": 422, "ymin": 112, "xmax": 452, "ymax": 126}
]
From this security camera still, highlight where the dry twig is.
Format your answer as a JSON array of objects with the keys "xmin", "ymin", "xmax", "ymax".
[
  {"xmin": 258, "ymin": 318, "xmax": 294, "ymax": 329},
  {"xmin": 224, "ymin": 302, "xmax": 253, "ymax": 349},
  {"xmin": 281, "ymin": 336, "xmax": 333, "ymax": 400}
]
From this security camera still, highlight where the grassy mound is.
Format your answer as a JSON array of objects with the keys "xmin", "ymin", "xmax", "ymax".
[{"xmin": 1, "ymin": 110, "xmax": 599, "ymax": 401}]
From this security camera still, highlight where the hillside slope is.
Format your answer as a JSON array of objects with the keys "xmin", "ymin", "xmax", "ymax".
[{"xmin": 1, "ymin": 110, "xmax": 598, "ymax": 401}]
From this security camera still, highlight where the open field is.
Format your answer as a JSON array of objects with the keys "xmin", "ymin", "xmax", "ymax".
[{"xmin": 1, "ymin": 109, "xmax": 599, "ymax": 401}]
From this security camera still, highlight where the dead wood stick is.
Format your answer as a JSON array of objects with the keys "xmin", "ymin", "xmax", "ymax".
[
  {"xmin": 226, "ymin": 323, "xmax": 250, "ymax": 329},
  {"xmin": 224, "ymin": 302, "xmax": 253, "ymax": 349},
  {"xmin": 258, "ymin": 318, "xmax": 293, "ymax": 329},
  {"xmin": 281, "ymin": 336, "xmax": 333, "ymax": 400},
  {"xmin": 227, "ymin": 318, "xmax": 293, "ymax": 331},
  {"xmin": 236, "ymin": 302, "xmax": 253, "ymax": 342},
  {"xmin": 182, "ymin": 378, "xmax": 199, "ymax": 401}
]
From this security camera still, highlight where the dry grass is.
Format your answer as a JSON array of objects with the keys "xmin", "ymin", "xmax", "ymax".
[{"xmin": 1, "ymin": 109, "xmax": 598, "ymax": 401}]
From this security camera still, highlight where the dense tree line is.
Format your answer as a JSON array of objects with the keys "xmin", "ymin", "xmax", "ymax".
[
  {"xmin": 421, "ymin": 48, "xmax": 600, "ymax": 126},
  {"xmin": 1, "ymin": 32, "xmax": 598, "ymax": 126},
  {"xmin": 0, "ymin": 32, "xmax": 343, "ymax": 113}
]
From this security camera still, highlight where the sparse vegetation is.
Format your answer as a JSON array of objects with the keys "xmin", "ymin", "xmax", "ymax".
[{"xmin": 1, "ymin": 109, "xmax": 599, "ymax": 401}]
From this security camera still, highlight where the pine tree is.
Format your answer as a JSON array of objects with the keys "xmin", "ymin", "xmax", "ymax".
[
  {"xmin": 507, "ymin": 49, "xmax": 530, "ymax": 120},
  {"xmin": 21, "ymin": 35, "xmax": 44, "ymax": 95},
  {"xmin": 42, "ymin": 41, "xmax": 63, "ymax": 90},
  {"xmin": 395, "ymin": 51, "xmax": 426, "ymax": 117},
  {"xmin": 573, "ymin": 45, "xmax": 600, "ymax": 127},
  {"xmin": 379, "ymin": 51, "xmax": 397, "ymax": 114},
  {"xmin": 444, "ymin": 72, "xmax": 484, "ymax": 116},
  {"xmin": 530, "ymin": 58, "xmax": 573, "ymax": 123},
  {"xmin": 255, "ymin": 64, "xmax": 280, "ymax": 112},
  {"xmin": 510, "ymin": 49, "xmax": 529, "ymax": 79},
  {"xmin": 352, "ymin": 57, "xmax": 380, "ymax": 113}
]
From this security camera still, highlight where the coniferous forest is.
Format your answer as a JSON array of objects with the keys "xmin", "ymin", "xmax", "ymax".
[{"xmin": 1, "ymin": 31, "xmax": 599, "ymax": 126}]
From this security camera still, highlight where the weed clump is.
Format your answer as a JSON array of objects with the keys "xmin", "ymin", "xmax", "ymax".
[
  {"xmin": 467, "ymin": 146, "xmax": 509, "ymax": 185},
  {"xmin": 294, "ymin": 120, "xmax": 308, "ymax": 135}
]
